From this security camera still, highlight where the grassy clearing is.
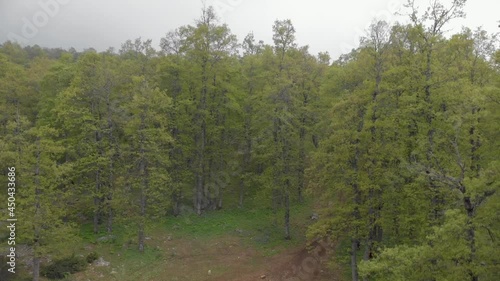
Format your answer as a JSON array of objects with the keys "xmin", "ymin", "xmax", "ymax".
[
  {"xmin": 32, "ymin": 202, "xmax": 317, "ymax": 281},
  {"xmin": 160, "ymin": 203, "xmax": 312, "ymax": 251}
]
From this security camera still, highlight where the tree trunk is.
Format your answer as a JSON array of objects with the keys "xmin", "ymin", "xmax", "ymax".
[
  {"xmin": 196, "ymin": 172, "xmax": 203, "ymax": 215},
  {"xmin": 195, "ymin": 58, "xmax": 208, "ymax": 215},
  {"xmin": 239, "ymin": 178, "xmax": 244, "ymax": 208},
  {"xmin": 216, "ymin": 172, "xmax": 223, "ymax": 210},
  {"xmin": 172, "ymin": 190, "xmax": 180, "ymax": 216},
  {"xmin": 93, "ymin": 170, "xmax": 101, "ymax": 234},
  {"xmin": 138, "ymin": 168, "xmax": 146, "ymax": 252},
  {"xmin": 272, "ymin": 114, "xmax": 280, "ymax": 226},
  {"xmin": 195, "ymin": 109, "xmax": 206, "ymax": 215},
  {"xmin": 351, "ymin": 238, "xmax": 359, "ymax": 281},
  {"xmin": 106, "ymin": 83, "xmax": 115, "ymax": 234},
  {"xmin": 106, "ymin": 159, "xmax": 114, "ymax": 233},
  {"xmin": 297, "ymin": 142, "xmax": 305, "ymax": 204},
  {"xmin": 466, "ymin": 221, "xmax": 478, "ymax": 281},
  {"xmin": 138, "ymin": 219, "xmax": 145, "ymax": 253},
  {"xmin": 33, "ymin": 138, "xmax": 41, "ymax": 281},
  {"xmin": 424, "ymin": 44, "xmax": 444, "ymax": 223},
  {"xmin": 363, "ymin": 233, "xmax": 373, "ymax": 281},
  {"xmin": 350, "ymin": 106, "xmax": 364, "ymax": 281},
  {"xmin": 107, "ymin": 207, "xmax": 113, "ymax": 234},
  {"xmin": 195, "ymin": 119, "xmax": 205, "ymax": 215},
  {"xmin": 32, "ymin": 257, "xmax": 40, "ymax": 281},
  {"xmin": 138, "ymin": 203, "xmax": 145, "ymax": 252},
  {"xmin": 297, "ymin": 173, "xmax": 304, "ymax": 203},
  {"xmin": 216, "ymin": 165, "xmax": 223, "ymax": 210},
  {"xmin": 138, "ymin": 116, "xmax": 147, "ymax": 253},
  {"xmin": 272, "ymin": 188, "xmax": 279, "ymax": 226},
  {"xmin": 240, "ymin": 123, "xmax": 252, "ymax": 208},
  {"xmin": 284, "ymin": 191, "xmax": 291, "ymax": 240},
  {"xmin": 298, "ymin": 92, "xmax": 307, "ymax": 204},
  {"xmin": 464, "ymin": 197, "xmax": 478, "ymax": 281}
]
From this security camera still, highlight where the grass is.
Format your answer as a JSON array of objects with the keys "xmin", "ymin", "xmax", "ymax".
[
  {"xmin": 160, "ymin": 203, "xmax": 312, "ymax": 250},
  {"xmin": 33, "ymin": 201, "xmax": 319, "ymax": 281}
]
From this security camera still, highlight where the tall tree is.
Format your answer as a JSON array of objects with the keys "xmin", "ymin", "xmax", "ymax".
[
  {"xmin": 52, "ymin": 52, "xmax": 116, "ymax": 234},
  {"xmin": 269, "ymin": 19, "xmax": 301, "ymax": 239},
  {"xmin": 122, "ymin": 76, "xmax": 172, "ymax": 252},
  {"xmin": 160, "ymin": 6, "xmax": 239, "ymax": 214},
  {"xmin": 16, "ymin": 126, "xmax": 77, "ymax": 281}
]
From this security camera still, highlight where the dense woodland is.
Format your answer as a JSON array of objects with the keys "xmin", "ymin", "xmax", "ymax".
[{"xmin": 1, "ymin": 1, "xmax": 499, "ymax": 280}]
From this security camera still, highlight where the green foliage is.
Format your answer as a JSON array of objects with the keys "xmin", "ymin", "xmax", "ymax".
[
  {"xmin": 41, "ymin": 255, "xmax": 87, "ymax": 279},
  {"xmin": 307, "ymin": 3, "xmax": 500, "ymax": 280},
  {"xmin": 0, "ymin": 3, "xmax": 498, "ymax": 281}
]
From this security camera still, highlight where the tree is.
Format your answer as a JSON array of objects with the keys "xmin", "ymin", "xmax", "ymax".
[
  {"xmin": 268, "ymin": 19, "xmax": 301, "ymax": 240},
  {"xmin": 160, "ymin": 5, "xmax": 239, "ymax": 215},
  {"xmin": 404, "ymin": 0, "xmax": 468, "ymax": 223},
  {"xmin": 52, "ymin": 51, "xmax": 117, "ymax": 234},
  {"xmin": 16, "ymin": 126, "xmax": 77, "ymax": 281},
  {"xmin": 122, "ymin": 76, "xmax": 172, "ymax": 252},
  {"xmin": 238, "ymin": 32, "xmax": 267, "ymax": 208}
]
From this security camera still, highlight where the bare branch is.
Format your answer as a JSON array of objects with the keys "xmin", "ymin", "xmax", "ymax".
[
  {"xmin": 409, "ymin": 163, "xmax": 462, "ymax": 190},
  {"xmin": 451, "ymin": 137, "xmax": 465, "ymax": 182}
]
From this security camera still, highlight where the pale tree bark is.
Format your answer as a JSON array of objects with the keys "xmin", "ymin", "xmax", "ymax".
[
  {"xmin": 195, "ymin": 54, "xmax": 208, "ymax": 215},
  {"xmin": 33, "ymin": 137, "xmax": 41, "ymax": 281},
  {"xmin": 284, "ymin": 191, "xmax": 291, "ymax": 240},
  {"xmin": 363, "ymin": 22, "xmax": 389, "ymax": 276},
  {"xmin": 240, "ymin": 83, "xmax": 254, "ymax": 208},
  {"xmin": 350, "ymin": 104, "xmax": 366, "ymax": 281},
  {"xmin": 105, "ymin": 75, "xmax": 116, "ymax": 234},
  {"xmin": 138, "ymin": 114, "xmax": 147, "ymax": 253},
  {"xmin": 351, "ymin": 238, "xmax": 359, "ymax": 281}
]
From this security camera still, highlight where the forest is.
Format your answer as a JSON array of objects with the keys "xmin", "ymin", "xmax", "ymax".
[{"xmin": 0, "ymin": 0, "xmax": 499, "ymax": 280}]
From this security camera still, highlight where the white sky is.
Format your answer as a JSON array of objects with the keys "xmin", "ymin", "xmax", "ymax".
[{"xmin": 0, "ymin": 0, "xmax": 498, "ymax": 59}]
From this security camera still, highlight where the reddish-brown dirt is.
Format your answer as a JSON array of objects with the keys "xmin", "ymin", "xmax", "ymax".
[
  {"xmin": 201, "ymin": 237, "xmax": 341, "ymax": 281},
  {"xmin": 70, "ymin": 235, "xmax": 343, "ymax": 281},
  {"xmin": 212, "ymin": 240, "xmax": 342, "ymax": 281}
]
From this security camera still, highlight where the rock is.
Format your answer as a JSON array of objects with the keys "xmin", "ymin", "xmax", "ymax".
[
  {"xmin": 310, "ymin": 213, "xmax": 319, "ymax": 221},
  {"xmin": 94, "ymin": 257, "xmax": 110, "ymax": 267},
  {"xmin": 260, "ymin": 274, "xmax": 267, "ymax": 279},
  {"xmin": 97, "ymin": 235, "xmax": 116, "ymax": 243}
]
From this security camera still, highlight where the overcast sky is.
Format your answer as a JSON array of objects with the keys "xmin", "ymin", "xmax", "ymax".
[{"xmin": 0, "ymin": 0, "xmax": 498, "ymax": 59}]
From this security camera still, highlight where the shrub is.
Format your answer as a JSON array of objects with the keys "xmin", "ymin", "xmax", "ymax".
[
  {"xmin": 41, "ymin": 255, "xmax": 87, "ymax": 279},
  {"xmin": 86, "ymin": 251, "xmax": 98, "ymax": 263}
]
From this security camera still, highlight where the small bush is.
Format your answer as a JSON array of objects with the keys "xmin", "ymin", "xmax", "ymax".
[
  {"xmin": 86, "ymin": 251, "xmax": 98, "ymax": 263},
  {"xmin": 41, "ymin": 255, "xmax": 87, "ymax": 279}
]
